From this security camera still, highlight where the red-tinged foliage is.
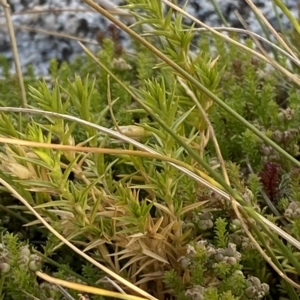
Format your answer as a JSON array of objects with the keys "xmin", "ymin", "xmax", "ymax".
[{"xmin": 259, "ymin": 162, "xmax": 282, "ymax": 202}]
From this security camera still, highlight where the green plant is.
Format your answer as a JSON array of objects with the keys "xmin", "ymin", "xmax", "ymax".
[{"xmin": 1, "ymin": 0, "xmax": 300, "ymax": 299}]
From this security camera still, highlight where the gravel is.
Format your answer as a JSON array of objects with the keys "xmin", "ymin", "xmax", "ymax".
[{"xmin": 0, "ymin": 0, "xmax": 298, "ymax": 76}]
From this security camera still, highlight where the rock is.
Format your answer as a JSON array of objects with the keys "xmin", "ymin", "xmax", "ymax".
[{"xmin": 0, "ymin": 0, "xmax": 298, "ymax": 76}]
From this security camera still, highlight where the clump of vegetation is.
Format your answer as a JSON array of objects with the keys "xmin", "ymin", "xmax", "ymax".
[{"xmin": 1, "ymin": 0, "xmax": 300, "ymax": 299}]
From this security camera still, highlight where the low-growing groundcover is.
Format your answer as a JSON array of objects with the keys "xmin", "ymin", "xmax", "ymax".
[{"xmin": 0, "ymin": 0, "xmax": 300, "ymax": 299}]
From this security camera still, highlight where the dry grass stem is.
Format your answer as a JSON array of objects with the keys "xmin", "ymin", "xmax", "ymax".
[
  {"xmin": 107, "ymin": 74, "xmax": 122, "ymax": 134},
  {"xmin": 244, "ymin": 0, "xmax": 297, "ymax": 58},
  {"xmin": 0, "ymin": 0, "xmax": 27, "ymax": 107},
  {"xmin": 0, "ymin": 8, "xmax": 130, "ymax": 16},
  {"xmin": 189, "ymin": 27, "xmax": 300, "ymax": 66},
  {"xmin": 36, "ymin": 272, "xmax": 150, "ymax": 300},
  {"xmin": 234, "ymin": 10, "xmax": 274, "ymax": 61},
  {"xmin": 176, "ymin": 76, "xmax": 229, "ymax": 184},
  {"xmin": 0, "ymin": 24, "xmax": 99, "ymax": 45}
]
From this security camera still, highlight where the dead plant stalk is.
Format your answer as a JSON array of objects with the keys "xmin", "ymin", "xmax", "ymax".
[{"xmin": 0, "ymin": 0, "xmax": 27, "ymax": 107}]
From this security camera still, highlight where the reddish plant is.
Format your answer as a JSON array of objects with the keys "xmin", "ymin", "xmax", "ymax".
[{"xmin": 259, "ymin": 162, "xmax": 281, "ymax": 202}]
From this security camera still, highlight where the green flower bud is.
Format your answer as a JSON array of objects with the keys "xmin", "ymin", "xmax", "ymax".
[
  {"xmin": 119, "ymin": 125, "xmax": 150, "ymax": 141},
  {"xmin": 226, "ymin": 243, "xmax": 237, "ymax": 256},
  {"xmin": 289, "ymin": 128, "xmax": 298, "ymax": 137},
  {"xmin": 272, "ymin": 130, "xmax": 283, "ymax": 143},
  {"xmin": 284, "ymin": 108, "xmax": 294, "ymax": 120},
  {"xmin": 196, "ymin": 240, "xmax": 208, "ymax": 247},
  {"xmin": 261, "ymin": 283, "xmax": 270, "ymax": 293},
  {"xmin": 215, "ymin": 253, "xmax": 224, "ymax": 262},
  {"xmin": 245, "ymin": 286, "xmax": 257, "ymax": 298},
  {"xmin": 248, "ymin": 276, "xmax": 261, "ymax": 286},
  {"xmin": 288, "ymin": 201, "xmax": 298, "ymax": 211},
  {"xmin": 198, "ymin": 220, "xmax": 208, "ymax": 231},
  {"xmin": 186, "ymin": 245, "xmax": 196, "ymax": 256},
  {"xmin": 205, "ymin": 219, "xmax": 214, "ymax": 229},
  {"xmin": 294, "ymin": 208, "xmax": 300, "ymax": 217},
  {"xmin": 277, "ymin": 111, "xmax": 285, "ymax": 122},
  {"xmin": 234, "ymin": 270, "xmax": 244, "ymax": 276},
  {"xmin": 185, "ymin": 286, "xmax": 206, "ymax": 300},
  {"xmin": 20, "ymin": 245, "xmax": 31, "ymax": 258},
  {"xmin": 231, "ymin": 219, "xmax": 241, "ymax": 231},
  {"xmin": 284, "ymin": 208, "xmax": 293, "ymax": 218},
  {"xmin": 179, "ymin": 256, "xmax": 190, "ymax": 269},
  {"xmin": 226, "ymin": 256, "xmax": 237, "ymax": 265},
  {"xmin": 206, "ymin": 245, "xmax": 217, "ymax": 257},
  {"xmin": 198, "ymin": 212, "xmax": 213, "ymax": 220},
  {"xmin": 28, "ymin": 254, "xmax": 42, "ymax": 271},
  {"xmin": 29, "ymin": 260, "xmax": 41, "ymax": 271},
  {"xmin": 260, "ymin": 145, "xmax": 271, "ymax": 156},
  {"xmin": 112, "ymin": 58, "xmax": 132, "ymax": 71},
  {"xmin": 0, "ymin": 262, "xmax": 10, "ymax": 274},
  {"xmin": 18, "ymin": 255, "xmax": 30, "ymax": 270}
]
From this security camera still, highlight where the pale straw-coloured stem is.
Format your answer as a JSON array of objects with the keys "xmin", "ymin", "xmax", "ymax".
[{"xmin": 0, "ymin": 0, "xmax": 27, "ymax": 107}]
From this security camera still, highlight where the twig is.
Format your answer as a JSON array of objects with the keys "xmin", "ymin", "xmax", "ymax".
[{"xmin": 0, "ymin": 0, "xmax": 27, "ymax": 107}]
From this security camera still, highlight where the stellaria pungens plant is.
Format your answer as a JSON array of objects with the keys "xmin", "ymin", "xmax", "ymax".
[{"xmin": 1, "ymin": 0, "xmax": 295, "ymax": 296}]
